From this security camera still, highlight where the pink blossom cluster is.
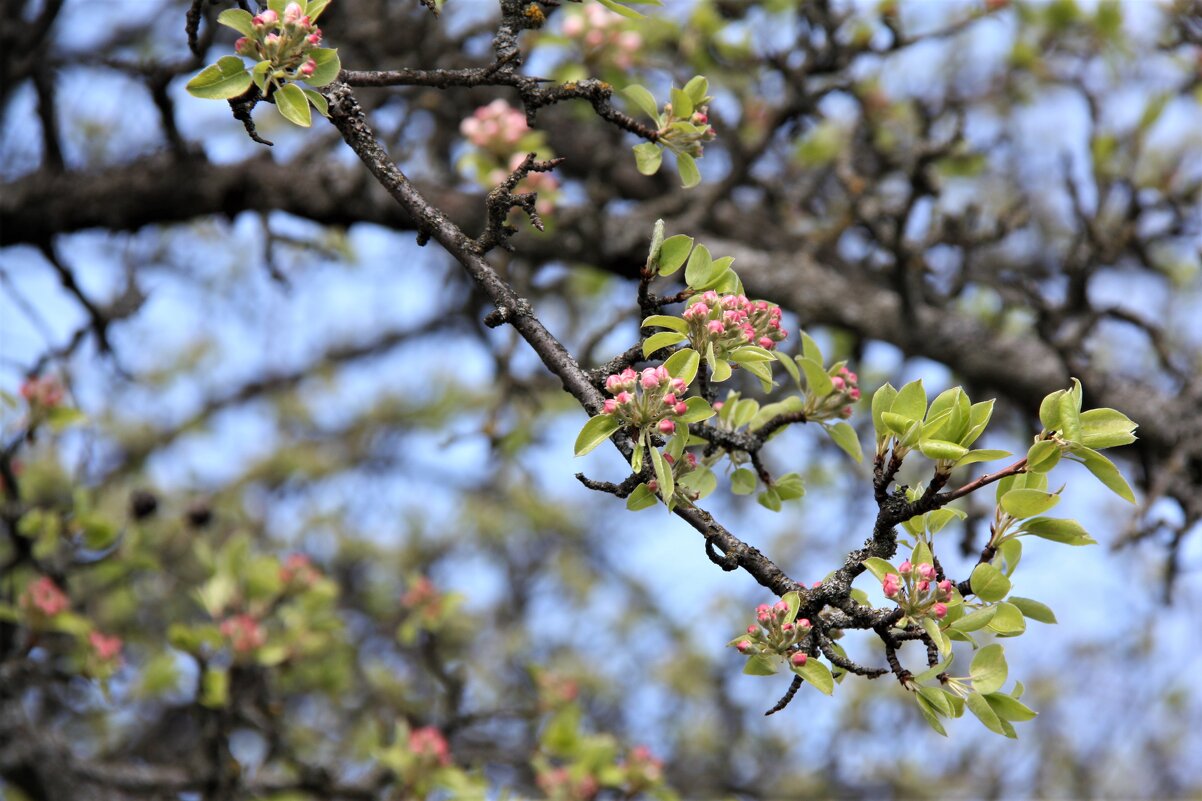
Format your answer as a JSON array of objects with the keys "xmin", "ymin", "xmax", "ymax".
[
  {"xmin": 460, "ymin": 100, "xmax": 530, "ymax": 155},
  {"xmin": 408, "ymin": 726, "xmax": 452, "ymax": 767},
  {"xmin": 561, "ymin": 4, "xmax": 643, "ymax": 70},
  {"xmin": 220, "ymin": 613, "xmax": 266, "ymax": 654},
  {"xmin": 810, "ymin": 364, "xmax": 860, "ymax": 421},
  {"xmin": 537, "ymin": 766, "xmax": 600, "ymax": 800},
  {"xmin": 681, "ymin": 292, "xmax": 787, "ymax": 355},
  {"xmin": 659, "ymin": 105, "xmax": 717, "ymax": 158},
  {"xmin": 234, "ymin": 3, "xmax": 323, "ymax": 80},
  {"xmin": 401, "ymin": 575, "xmax": 443, "ymax": 618},
  {"xmin": 21, "ymin": 576, "xmax": 68, "ymax": 617},
  {"xmin": 600, "ymin": 366, "xmax": 689, "ymax": 435},
  {"xmin": 647, "ymin": 450, "xmax": 702, "ymax": 499},
  {"xmin": 734, "ymin": 599, "xmax": 812, "ymax": 667},
  {"xmin": 280, "ymin": 553, "xmax": 320, "ymax": 588},
  {"xmin": 623, "ymin": 744, "xmax": 665, "ymax": 789},
  {"xmin": 882, "ymin": 561, "xmax": 954, "ymax": 620},
  {"xmin": 20, "ymin": 375, "xmax": 64, "ymax": 408},
  {"xmin": 89, "ymin": 631, "xmax": 124, "ymax": 664}
]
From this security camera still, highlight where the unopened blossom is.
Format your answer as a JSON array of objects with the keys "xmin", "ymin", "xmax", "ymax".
[
  {"xmin": 89, "ymin": 631, "xmax": 124, "ymax": 663},
  {"xmin": 20, "ymin": 375, "xmax": 64, "ymax": 408},
  {"xmin": 562, "ymin": 5, "xmax": 643, "ymax": 69},
  {"xmin": 280, "ymin": 553, "xmax": 320, "ymax": 587},
  {"xmin": 409, "ymin": 726, "xmax": 452, "ymax": 767},
  {"xmin": 791, "ymin": 652, "xmax": 808, "ymax": 667},
  {"xmin": 882, "ymin": 573, "xmax": 902, "ymax": 599},
  {"xmin": 932, "ymin": 602, "xmax": 948, "ymax": 619},
  {"xmin": 21, "ymin": 576, "xmax": 68, "ymax": 617},
  {"xmin": 220, "ymin": 614, "xmax": 265, "ymax": 654},
  {"xmin": 460, "ymin": 100, "xmax": 529, "ymax": 154}
]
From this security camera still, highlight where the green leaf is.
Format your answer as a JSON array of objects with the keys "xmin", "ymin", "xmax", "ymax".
[
  {"xmin": 774, "ymin": 473, "xmax": 805, "ymax": 501},
  {"xmin": 46, "ymin": 406, "xmax": 86, "ymax": 431},
  {"xmin": 742, "ymin": 654, "xmax": 778, "ymax": 675},
  {"xmin": 574, "ymin": 414, "xmax": 622, "ymax": 456},
  {"xmin": 798, "ymin": 358, "xmax": 833, "ymax": 396},
  {"xmin": 912, "ymin": 655, "xmax": 954, "ymax": 684},
  {"xmin": 217, "ymin": 8, "xmax": 255, "ymax": 36},
  {"xmin": 641, "ymin": 314, "xmax": 688, "ymax": 334},
  {"xmin": 1026, "ymin": 440, "xmax": 1061, "ymax": 473},
  {"xmin": 306, "ymin": 0, "xmax": 333, "ymax": 20},
  {"xmin": 642, "ymin": 331, "xmax": 686, "ymax": 359},
  {"xmin": 633, "ymin": 142, "xmax": 663, "ymax": 175},
  {"xmin": 951, "ymin": 605, "xmax": 998, "ymax": 633},
  {"xmin": 1020, "ymin": 517, "xmax": 1096, "ymax": 546},
  {"xmin": 684, "ymin": 244, "xmax": 713, "ymax": 289},
  {"xmin": 623, "ymin": 84, "xmax": 661, "ymax": 120},
  {"xmin": 919, "ymin": 439, "xmax": 968, "ymax": 462},
  {"xmin": 678, "ymin": 465, "xmax": 717, "ymax": 500},
  {"xmin": 1009, "ymin": 596, "xmax": 1057, "ymax": 624},
  {"xmin": 664, "ymin": 348, "xmax": 699, "ymax": 385},
  {"xmin": 631, "ymin": 430, "xmax": 645, "ymax": 474},
  {"xmin": 1079, "ymin": 408, "xmax": 1138, "ymax": 449},
  {"xmin": 728, "ymin": 346, "xmax": 775, "ymax": 364},
  {"xmin": 657, "ymin": 235, "xmax": 693, "ymax": 275},
  {"xmin": 649, "ymin": 447, "xmax": 674, "ymax": 504},
  {"xmin": 1000, "ymin": 488, "xmax": 1060, "ymax": 519},
  {"xmin": 676, "ymin": 152, "xmax": 701, "ymax": 188},
  {"xmin": 986, "ymin": 602, "xmax": 1026, "ymax": 636},
  {"xmin": 923, "ymin": 617, "xmax": 951, "ymax": 657},
  {"xmin": 776, "ymin": 352, "xmax": 801, "ymax": 386},
  {"xmin": 80, "ymin": 514, "xmax": 118, "ymax": 550},
  {"xmin": 871, "ymin": 383, "xmax": 897, "ymax": 441},
  {"xmin": 969, "ymin": 563, "xmax": 1011, "ymax": 602},
  {"xmin": 676, "ymin": 396, "xmax": 715, "ymax": 423},
  {"xmin": 961, "ymin": 399, "xmax": 995, "ymax": 447},
  {"xmin": 302, "ymin": 88, "xmax": 329, "ymax": 117},
  {"xmin": 800, "ymin": 332, "xmax": 823, "ymax": 363},
  {"xmin": 1039, "ymin": 389, "xmax": 1065, "ymax": 432},
  {"xmin": 670, "ymin": 86, "xmax": 694, "ymax": 118},
  {"xmin": 794, "ymin": 657, "xmax": 834, "ymax": 695},
  {"xmin": 1072, "ymin": 445, "xmax": 1136, "ymax": 502},
  {"xmin": 710, "ymin": 358, "xmax": 732, "ymax": 382},
  {"xmin": 970, "ymin": 643, "xmax": 1008, "ymax": 694},
  {"xmin": 954, "ymin": 449, "xmax": 1011, "ymax": 468},
  {"xmin": 915, "ymin": 693, "xmax": 949, "ymax": 736},
  {"xmin": 186, "ymin": 56, "xmax": 253, "ymax": 100},
  {"xmin": 984, "ymin": 692, "xmax": 1037, "ymax": 722},
  {"xmin": 757, "ymin": 486, "xmax": 782, "ymax": 512},
  {"xmin": 730, "ymin": 468, "xmax": 757, "ymax": 495},
  {"xmin": 826, "ymin": 422, "xmax": 863, "ymax": 463},
  {"xmin": 304, "ymin": 47, "xmax": 341, "ymax": 88},
  {"xmin": 891, "ymin": 379, "xmax": 927, "ymax": 422},
  {"xmin": 625, "ymin": 483, "xmax": 658, "ymax": 511},
  {"xmin": 861, "ymin": 557, "xmax": 897, "ymax": 583},
  {"xmin": 966, "ymin": 691, "xmax": 1008, "ymax": 736},
  {"xmin": 200, "ymin": 667, "xmax": 229, "ymax": 708},
  {"xmin": 915, "ymin": 687, "xmax": 954, "ymax": 719},
  {"xmin": 683, "ymin": 75, "xmax": 708, "ymax": 104},
  {"xmin": 274, "ymin": 83, "xmax": 312, "ymax": 127}
]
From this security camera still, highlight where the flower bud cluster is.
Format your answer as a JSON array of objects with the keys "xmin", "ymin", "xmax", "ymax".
[
  {"xmin": 882, "ymin": 561, "xmax": 953, "ymax": 620},
  {"xmin": 646, "ymin": 450, "xmax": 702, "ymax": 499},
  {"xmin": 21, "ymin": 575, "xmax": 69, "ymax": 618},
  {"xmin": 600, "ymin": 366, "xmax": 689, "ymax": 435},
  {"xmin": 220, "ymin": 613, "xmax": 266, "ymax": 654},
  {"xmin": 20, "ymin": 375, "xmax": 64, "ymax": 408},
  {"xmin": 682, "ymin": 292, "xmax": 787, "ymax": 355},
  {"xmin": 623, "ymin": 745, "xmax": 665, "ymax": 791},
  {"xmin": 733, "ymin": 599, "xmax": 812, "ymax": 664},
  {"xmin": 561, "ymin": 5, "xmax": 643, "ymax": 70},
  {"xmin": 460, "ymin": 100, "xmax": 530, "ymax": 156},
  {"xmin": 809, "ymin": 365, "xmax": 860, "ymax": 421},
  {"xmin": 280, "ymin": 553, "xmax": 320, "ymax": 588},
  {"xmin": 234, "ymin": 3, "xmax": 322, "ymax": 82},
  {"xmin": 537, "ymin": 766, "xmax": 600, "ymax": 801},
  {"xmin": 658, "ymin": 104, "xmax": 717, "ymax": 159},
  {"xmin": 89, "ymin": 631, "xmax": 124, "ymax": 664},
  {"xmin": 408, "ymin": 726, "xmax": 452, "ymax": 768}
]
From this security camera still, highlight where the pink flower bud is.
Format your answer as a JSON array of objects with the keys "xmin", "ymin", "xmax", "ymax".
[
  {"xmin": 898, "ymin": 561, "xmax": 912, "ymax": 575},
  {"xmin": 257, "ymin": 9, "xmax": 278, "ymax": 25},
  {"xmin": 938, "ymin": 579, "xmax": 954, "ymax": 597},
  {"xmin": 841, "ymin": 406, "xmax": 853, "ymax": 417},
  {"xmin": 605, "ymin": 374, "xmax": 624, "ymax": 393},
  {"xmin": 299, "ymin": 57, "xmax": 317, "ymax": 76},
  {"xmin": 758, "ymin": 336, "xmax": 775, "ymax": 349},
  {"xmin": 284, "ymin": 2, "xmax": 303, "ymax": 22},
  {"xmin": 918, "ymin": 563, "xmax": 936, "ymax": 580},
  {"xmin": 707, "ymin": 320, "xmax": 725, "ymax": 334},
  {"xmin": 850, "ymin": 388, "xmax": 862, "ymax": 401},
  {"xmin": 22, "ymin": 576, "xmax": 68, "ymax": 617},
  {"xmin": 89, "ymin": 631, "xmax": 123, "ymax": 663},
  {"xmin": 882, "ymin": 574, "xmax": 901, "ymax": 599},
  {"xmin": 790, "ymin": 652, "xmax": 808, "ymax": 667},
  {"xmin": 932, "ymin": 603, "xmax": 948, "ymax": 619},
  {"xmin": 615, "ymin": 391, "xmax": 633, "ymax": 405},
  {"xmin": 658, "ymin": 419, "xmax": 675, "ymax": 435},
  {"xmin": 782, "ymin": 622, "xmax": 794, "ymax": 633},
  {"xmin": 662, "ymin": 453, "xmax": 675, "ymax": 465},
  {"xmin": 662, "ymin": 393, "xmax": 677, "ymax": 406},
  {"xmin": 685, "ymin": 453, "xmax": 698, "ymax": 468},
  {"xmin": 916, "ymin": 580, "xmax": 930, "ymax": 593},
  {"xmin": 603, "ymin": 399, "xmax": 618, "ymax": 414},
  {"xmin": 264, "ymin": 32, "xmax": 280, "ymax": 46},
  {"xmin": 640, "ymin": 368, "xmax": 661, "ymax": 389},
  {"xmin": 845, "ymin": 371, "xmax": 858, "ymax": 384},
  {"xmin": 797, "ymin": 618, "xmax": 811, "ymax": 629},
  {"xmin": 670, "ymin": 378, "xmax": 688, "ymax": 394},
  {"xmin": 307, "ymin": 31, "xmax": 322, "ymax": 45},
  {"xmin": 747, "ymin": 624, "xmax": 758, "ymax": 634},
  {"xmin": 774, "ymin": 600, "xmax": 789, "ymax": 613},
  {"xmin": 831, "ymin": 376, "xmax": 846, "ymax": 391},
  {"xmin": 756, "ymin": 603, "xmax": 770, "ymax": 614},
  {"xmin": 684, "ymin": 302, "xmax": 708, "ymax": 318},
  {"xmin": 234, "ymin": 36, "xmax": 250, "ymax": 54},
  {"xmin": 620, "ymin": 368, "xmax": 638, "ymax": 383},
  {"xmin": 674, "ymin": 402, "xmax": 688, "ymax": 415},
  {"xmin": 712, "ymin": 401, "xmax": 724, "ymax": 410},
  {"xmin": 737, "ymin": 640, "xmax": 752, "ymax": 653}
]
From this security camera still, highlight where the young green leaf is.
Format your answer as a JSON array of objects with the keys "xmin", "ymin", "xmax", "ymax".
[
  {"xmin": 670, "ymin": 86, "xmax": 694, "ymax": 118},
  {"xmin": 683, "ymin": 75, "xmax": 709, "ymax": 104},
  {"xmin": 861, "ymin": 557, "xmax": 897, "ymax": 582},
  {"xmin": 657, "ymin": 235, "xmax": 694, "ymax": 275},
  {"xmin": 1026, "ymin": 440, "xmax": 1062, "ymax": 473},
  {"xmin": 684, "ymin": 244, "xmax": 713, "ymax": 289},
  {"xmin": 676, "ymin": 396, "xmax": 715, "ymax": 423},
  {"xmin": 798, "ymin": 358, "xmax": 833, "ymax": 396},
  {"xmin": 966, "ymin": 691, "xmax": 1008, "ymax": 736},
  {"xmin": 742, "ymin": 654, "xmax": 778, "ymax": 676},
  {"xmin": 642, "ymin": 331, "xmax": 686, "ymax": 359},
  {"xmin": 1009, "ymin": 596, "xmax": 1057, "ymax": 624},
  {"xmin": 274, "ymin": 83, "xmax": 312, "ymax": 127},
  {"xmin": 891, "ymin": 379, "xmax": 927, "ymax": 422},
  {"xmin": 730, "ymin": 468, "xmax": 757, "ymax": 495},
  {"xmin": 574, "ymin": 414, "xmax": 622, "ymax": 456},
  {"xmin": 757, "ymin": 486, "xmax": 781, "ymax": 511},
  {"xmin": 984, "ymin": 692, "xmax": 1038, "ymax": 722},
  {"xmin": 633, "ymin": 142, "xmax": 663, "ymax": 175},
  {"xmin": 951, "ymin": 604, "xmax": 998, "ymax": 633},
  {"xmin": 1071, "ymin": 445, "xmax": 1136, "ymax": 502},
  {"xmin": 826, "ymin": 422, "xmax": 863, "ymax": 463},
  {"xmin": 641, "ymin": 314, "xmax": 689, "ymax": 334},
  {"xmin": 625, "ymin": 483, "xmax": 658, "ymax": 511},
  {"xmin": 970, "ymin": 643, "xmax": 1008, "ymax": 694},
  {"xmin": 664, "ymin": 348, "xmax": 699, "ymax": 385},
  {"xmin": 306, "ymin": 48, "xmax": 341, "ymax": 87},
  {"xmin": 623, "ymin": 84, "xmax": 660, "ymax": 120},
  {"xmin": 1019, "ymin": 517, "xmax": 1096, "ymax": 546},
  {"xmin": 649, "ymin": 447, "xmax": 674, "ymax": 504},
  {"xmin": 1079, "ymin": 408, "xmax": 1138, "ymax": 449},
  {"xmin": 871, "ymin": 383, "xmax": 898, "ymax": 441},
  {"xmin": 915, "ymin": 693, "xmax": 950, "ymax": 736},
  {"xmin": 1000, "ymin": 488, "xmax": 1060, "ymax": 519},
  {"xmin": 676, "ymin": 152, "xmax": 701, "ymax": 188},
  {"xmin": 217, "ymin": 8, "xmax": 255, "ymax": 36},
  {"xmin": 954, "ymin": 449, "xmax": 1011, "ymax": 468},
  {"xmin": 793, "ymin": 657, "xmax": 834, "ymax": 695},
  {"xmin": 186, "ymin": 56, "xmax": 252, "ymax": 100},
  {"xmin": 986, "ymin": 602, "xmax": 1026, "ymax": 637},
  {"xmin": 969, "ymin": 563, "xmax": 1011, "ymax": 602},
  {"xmin": 774, "ymin": 473, "xmax": 806, "ymax": 501}
]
